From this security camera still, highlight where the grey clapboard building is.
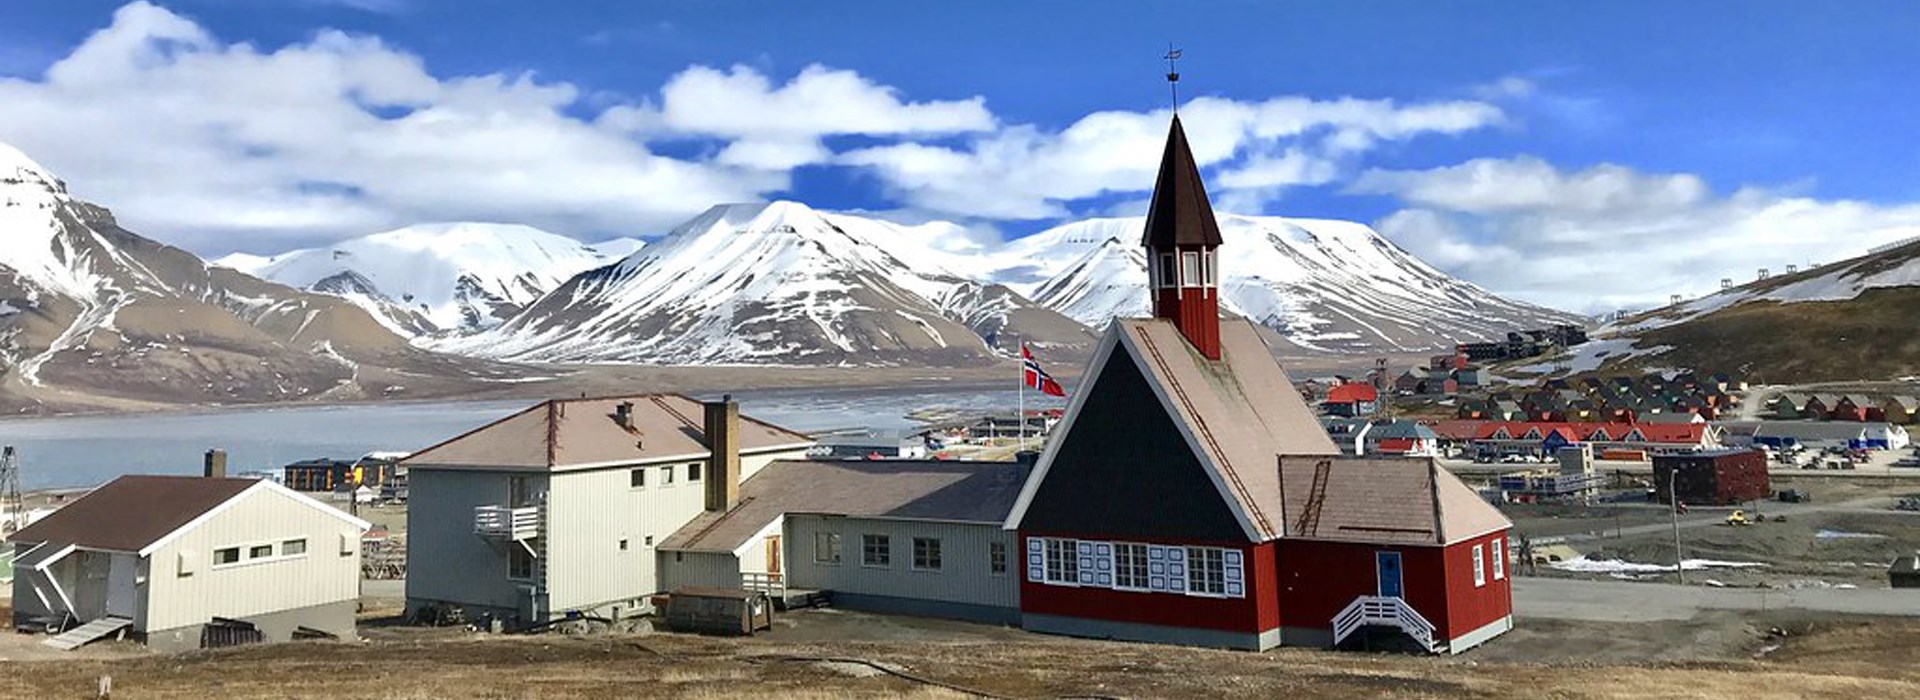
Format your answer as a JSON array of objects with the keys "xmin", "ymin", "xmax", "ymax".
[
  {"xmin": 400, "ymin": 394, "xmax": 812, "ymax": 626},
  {"xmin": 659, "ymin": 459, "xmax": 1026, "ymax": 624}
]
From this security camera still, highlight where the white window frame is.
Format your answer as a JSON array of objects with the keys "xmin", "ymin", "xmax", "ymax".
[
  {"xmin": 1158, "ymin": 254, "xmax": 1177, "ymax": 290},
  {"xmin": 1492, "ymin": 538, "xmax": 1505, "ymax": 580},
  {"xmin": 1181, "ymin": 251, "xmax": 1200, "ymax": 287},
  {"xmin": 1203, "ymin": 250, "xmax": 1217, "ymax": 287},
  {"xmin": 1113, "ymin": 542, "xmax": 1150, "ymax": 590},
  {"xmin": 212, "ymin": 537, "xmax": 308, "ymax": 570},
  {"xmin": 1041, "ymin": 538, "xmax": 1079, "ymax": 585},
  {"xmin": 1472, "ymin": 544, "xmax": 1487, "ymax": 587},
  {"xmin": 660, "ymin": 465, "xmax": 675, "ymax": 486},
  {"xmin": 813, "ymin": 532, "xmax": 842, "ymax": 565},
  {"xmin": 861, "ymin": 534, "xmax": 890, "ymax": 568},
  {"xmin": 281, "ymin": 538, "xmax": 308, "ymax": 557},
  {"xmin": 911, "ymin": 537, "xmax": 942, "ymax": 571},
  {"xmin": 1186, "ymin": 546, "xmax": 1228, "ymax": 597}
]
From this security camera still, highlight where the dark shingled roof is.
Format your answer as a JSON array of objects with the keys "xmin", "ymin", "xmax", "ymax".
[
  {"xmin": 7, "ymin": 475, "xmax": 257, "ymax": 552},
  {"xmin": 1141, "ymin": 115, "xmax": 1224, "ymax": 249},
  {"xmin": 662, "ymin": 459, "xmax": 1028, "ymax": 553}
]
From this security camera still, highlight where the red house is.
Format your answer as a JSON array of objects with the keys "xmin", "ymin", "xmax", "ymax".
[{"xmin": 1004, "ymin": 116, "xmax": 1513, "ymax": 654}]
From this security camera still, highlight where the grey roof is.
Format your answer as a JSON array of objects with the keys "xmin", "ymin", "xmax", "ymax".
[
  {"xmin": 1639, "ymin": 412, "xmax": 1704, "ymax": 424},
  {"xmin": 1368, "ymin": 421, "xmax": 1439, "ymax": 440},
  {"xmin": 402, "ymin": 394, "xmax": 812, "ymax": 472},
  {"xmin": 1275, "ymin": 457, "xmax": 1511, "ymax": 546},
  {"xmin": 1739, "ymin": 421, "xmax": 1885, "ymax": 440},
  {"xmin": 661, "ymin": 459, "xmax": 1027, "ymax": 553}
]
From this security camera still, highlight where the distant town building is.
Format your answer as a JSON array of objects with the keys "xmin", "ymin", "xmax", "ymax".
[{"xmin": 1652, "ymin": 450, "xmax": 1770, "ymax": 506}]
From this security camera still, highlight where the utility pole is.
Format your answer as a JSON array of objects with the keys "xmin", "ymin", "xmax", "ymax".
[{"xmin": 1668, "ymin": 465, "xmax": 1685, "ymax": 584}]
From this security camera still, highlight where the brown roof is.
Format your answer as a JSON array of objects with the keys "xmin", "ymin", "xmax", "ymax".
[
  {"xmin": 1141, "ymin": 115, "xmax": 1224, "ymax": 249},
  {"xmin": 1276, "ymin": 457, "xmax": 1511, "ymax": 546},
  {"xmin": 1116, "ymin": 318, "xmax": 1340, "ymax": 539},
  {"xmin": 661, "ymin": 459, "xmax": 1028, "ymax": 553},
  {"xmin": 402, "ymin": 394, "xmax": 813, "ymax": 471},
  {"xmin": 7, "ymin": 475, "xmax": 257, "ymax": 552}
]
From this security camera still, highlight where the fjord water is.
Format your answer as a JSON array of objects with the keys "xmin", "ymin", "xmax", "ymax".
[{"xmin": 0, "ymin": 386, "xmax": 1055, "ymax": 490}]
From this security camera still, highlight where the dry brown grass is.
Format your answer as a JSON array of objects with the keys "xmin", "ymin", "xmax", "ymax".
[{"xmin": 7, "ymin": 619, "xmax": 1920, "ymax": 700}]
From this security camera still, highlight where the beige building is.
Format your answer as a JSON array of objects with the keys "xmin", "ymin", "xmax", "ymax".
[
  {"xmin": 8, "ymin": 475, "xmax": 370, "ymax": 652},
  {"xmin": 401, "ymin": 394, "xmax": 812, "ymax": 626}
]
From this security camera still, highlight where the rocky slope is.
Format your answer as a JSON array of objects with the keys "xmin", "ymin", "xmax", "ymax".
[
  {"xmin": 0, "ymin": 143, "xmax": 524, "ymax": 413},
  {"xmin": 433, "ymin": 202, "xmax": 1094, "ymax": 366}
]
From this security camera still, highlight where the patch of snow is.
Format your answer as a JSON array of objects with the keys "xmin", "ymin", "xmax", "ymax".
[
  {"xmin": 1814, "ymin": 529, "xmax": 1887, "ymax": 540},
  {"xmin": 1550, "ymin": 556, "xmax": 1768, "ymax": 574}
]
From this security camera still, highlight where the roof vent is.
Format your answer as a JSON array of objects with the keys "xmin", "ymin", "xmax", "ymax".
[{"xmin": 614, "ymin": 401, "xmax": 636, "ymax": 430}]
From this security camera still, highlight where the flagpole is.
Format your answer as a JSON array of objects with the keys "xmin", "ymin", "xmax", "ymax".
[{"xmin": 1018, "ymin": 340, "xmax": 1026, "ymax": 450}]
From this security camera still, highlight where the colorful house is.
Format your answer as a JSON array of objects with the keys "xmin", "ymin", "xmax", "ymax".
[
  {"xmin": 1323, "ymin": 382, "xmax": 1380, "ymax": 417},
  {"xmin": 1003, "ymin": 115, "xmax": 1513, "ymax": 654}
]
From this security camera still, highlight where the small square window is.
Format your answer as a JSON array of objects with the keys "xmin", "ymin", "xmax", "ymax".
[
  {"xmin": 214, "ymin": 547, "xmax": 240, "ymax": 565},
  {"xmin": 912, "ymin": 537, "xmax": 942, "ymax": 571},
  {"xmin": 630, "ymin": 469, "xmax": 646, "ymax": 488},
  {"xmin": 815, "ymin": 532, "xmax": 843, "ymax": 565},
  {"xmin": 688, "ymin": 462, "xmax": 703, "ymax": 481},
  {"xmin": 644, "ymin": 535, "xmax": 654, "ymax": 547},
  {"xmin": 862, "ymin": 534, "xmax": 890, "ymax": 567},
  {"xmin": 619, "ymin": 539, "xmax": 629, "ymax": 551},
  {"xmin": 661, "ymin": 466, "xmax": 675, "ymax": 485}
]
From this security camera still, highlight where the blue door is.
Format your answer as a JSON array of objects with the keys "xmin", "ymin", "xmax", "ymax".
[{"xmin": 1376, "ymin": 551, "xmax": 1403, "ymax": 598}]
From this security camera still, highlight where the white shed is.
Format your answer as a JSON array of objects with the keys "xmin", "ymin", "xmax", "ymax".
[{"xmin": 7, "ymin": 475, "xmax": 369, "ymax": 652}]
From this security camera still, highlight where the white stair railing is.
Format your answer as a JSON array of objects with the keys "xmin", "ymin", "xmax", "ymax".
[
  {"xmin": 1331, "ymin": 595, "xmax": 1438, "ymax": 652},
  {"xmin": 741, "ymin": 571, "xmax": 785, "ymax": 597}
]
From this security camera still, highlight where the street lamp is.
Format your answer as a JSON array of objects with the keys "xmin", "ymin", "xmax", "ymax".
[{"xmin": 1668, "ymin": 464, "xmax": 1685, "ymax": 584}]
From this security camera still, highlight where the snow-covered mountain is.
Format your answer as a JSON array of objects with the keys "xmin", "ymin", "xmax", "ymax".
[
  {"xmin": 218, "ymin": 223, "xmax": 617, "ymax": 336},
  {"xmin": 992, "ymin": 215, "xmax": 1583, "ymax": 353},
  {"xmin": 0, "ymin": 141, "xmax": 489, "ymax": 412},
  {"xmin": 434, "ymin": 201, "xmax": 1092, "ymax": 366}
]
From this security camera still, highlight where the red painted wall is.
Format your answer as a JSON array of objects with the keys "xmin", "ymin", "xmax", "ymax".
[
  {"xmin": 1440, "ymin": 530, "xmax": 1514, "ymax": 637},
  {"xmin": 1016, "ymin": 531, "xmax": 1273, "ymax": 634},
  {"xmin": 1275, "ymin": 532, "xmax": 1514, "ymax": 641},
  {"xmin": 1153, "ymin": 289, "xmax": 1221, "ymax": 360}
]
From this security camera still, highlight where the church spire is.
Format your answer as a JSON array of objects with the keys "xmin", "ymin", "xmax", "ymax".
[{"xmin": 1142, "ymin": 114, "xmax": 1224, "ymax": 360}]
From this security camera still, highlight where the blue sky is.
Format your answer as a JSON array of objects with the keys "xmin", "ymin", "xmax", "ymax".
[{"xmin": 4, "ymin": 1, "xmax": 1919, "ymax": 311}]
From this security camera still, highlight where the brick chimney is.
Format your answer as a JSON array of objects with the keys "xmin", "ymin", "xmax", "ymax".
[
  {"xmin": 204, "ymin": 448, "xmax": 227, "ymax": 479},
  {"xmin": 703, "ymin": 395, "xmax": 741, "ymax": 512}
]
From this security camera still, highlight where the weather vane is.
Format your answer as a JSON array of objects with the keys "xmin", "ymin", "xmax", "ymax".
[{"xmin": 1165, "ymin": 45, "xmax": 1183, "ymax": 111}]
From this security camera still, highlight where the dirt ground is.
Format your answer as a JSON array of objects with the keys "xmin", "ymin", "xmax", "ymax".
[{"xmin": 6, "ymin": 608, "xmax": 1920, "ymax": 699}]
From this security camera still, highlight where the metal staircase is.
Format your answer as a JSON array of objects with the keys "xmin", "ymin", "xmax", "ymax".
[
  {"xmin": 1331, "ymin": 596, "xmax": 1439, "ymax": 653},
  {"xmin": 43, "ymin": 616, "xmax": 133, "ymax": 650}
]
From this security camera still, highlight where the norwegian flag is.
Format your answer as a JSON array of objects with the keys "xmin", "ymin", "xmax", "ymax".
[{"xmin": 1022, "ymin": 345, "xmax": 1067, "ymax": 397}]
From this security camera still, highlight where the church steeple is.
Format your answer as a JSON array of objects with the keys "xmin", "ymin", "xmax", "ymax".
[{"xmin": 1143, "ymin": 115, "xmax": 1223, "ymax": 360}]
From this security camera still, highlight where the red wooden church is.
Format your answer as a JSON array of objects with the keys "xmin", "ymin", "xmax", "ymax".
[{"xmin": 1003, "ymin": 115, "xmax": 1514, "ymax": 654}]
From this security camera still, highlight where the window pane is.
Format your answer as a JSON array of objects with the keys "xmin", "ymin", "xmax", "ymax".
[
  {"xmin": 1159, "ymin": 255, "xmax": 1176, "ymax": 288},
  {"xmin": 1181, "ymin": 252, "xmax": 1200, "ymax": 286},
  {"xmin": 1205, "ymin": 251, "xmax": 1217, "ymax": 286},
  {"xmin": 661, "ymin": 466, "xmax": 674, "ymax": 484},
  {"xmin": 510, "ymin": 547, "xmax": 534, "ymax": 579},
  {"xmin": 688, "ymin": 463, "xmax": 703, "ymax": 481},
  {"xmin": 989, "ymin": 542, "xmax": 1007, "ymax": 574},
  {"xmin": 1185, "ymin": 547, "xmax": 1226, "ymax": 595},
  {"xmin": 282, "ymin": 539, "xmax": 307, "ymax": 556},
  {"xmin": 913, "ymin": 537, "xmax": 942, "ymax": 570},
  {"xmin": 630, "ymin": 469, "xmax": 646, "ymax": 488},
  {"xmin": 862, "ymin": 534, "xmax": 890, "ymax": 566},
  {"xmin": 1115, "ymin": 543, "xmax": 1149, "ymax": 589},
  {"xmin": 250, "ymin": 544, "xmax": 274, "ymax": 559},
  {"xmin": 815, "ymin": 533, "xmax": 841, "ymax": 564},
  {"xmin": 214, "ymin": 548, "xmax": 240, "ymax": 565},
  {"xmin": 1043, "ymin": 539, "xmax": 1079, "ymax": 583}
]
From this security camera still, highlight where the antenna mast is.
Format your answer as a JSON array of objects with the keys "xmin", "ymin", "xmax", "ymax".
[
  {"xmin": 1164, "ymin": 45, "xmax": 1183, "ymax": 111},
  {"xmin": 1, "ymin": 446, "xmax": 22, "ymax": 535}
]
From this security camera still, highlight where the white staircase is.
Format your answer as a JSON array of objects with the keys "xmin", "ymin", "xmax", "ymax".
[
  {"xmin": 1331, "ymin": 596, "xmax": 1438, "ymax": 653},
  {"xmin": 43, "ymin": 616, "xmax": 133, "ymax": 650}
]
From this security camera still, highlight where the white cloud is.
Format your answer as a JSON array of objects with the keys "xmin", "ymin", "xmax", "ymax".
[
  {"xmin": 1361, "ymin": 156, "xmax": 1920, "ymax": 313},
  {"xmin": 839, "ymin": 94, "xmax": 1505, "ymax": 220},
  {"xmin": 0, "ymin": 2, "xmax": 776, "ymax": 251}
]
